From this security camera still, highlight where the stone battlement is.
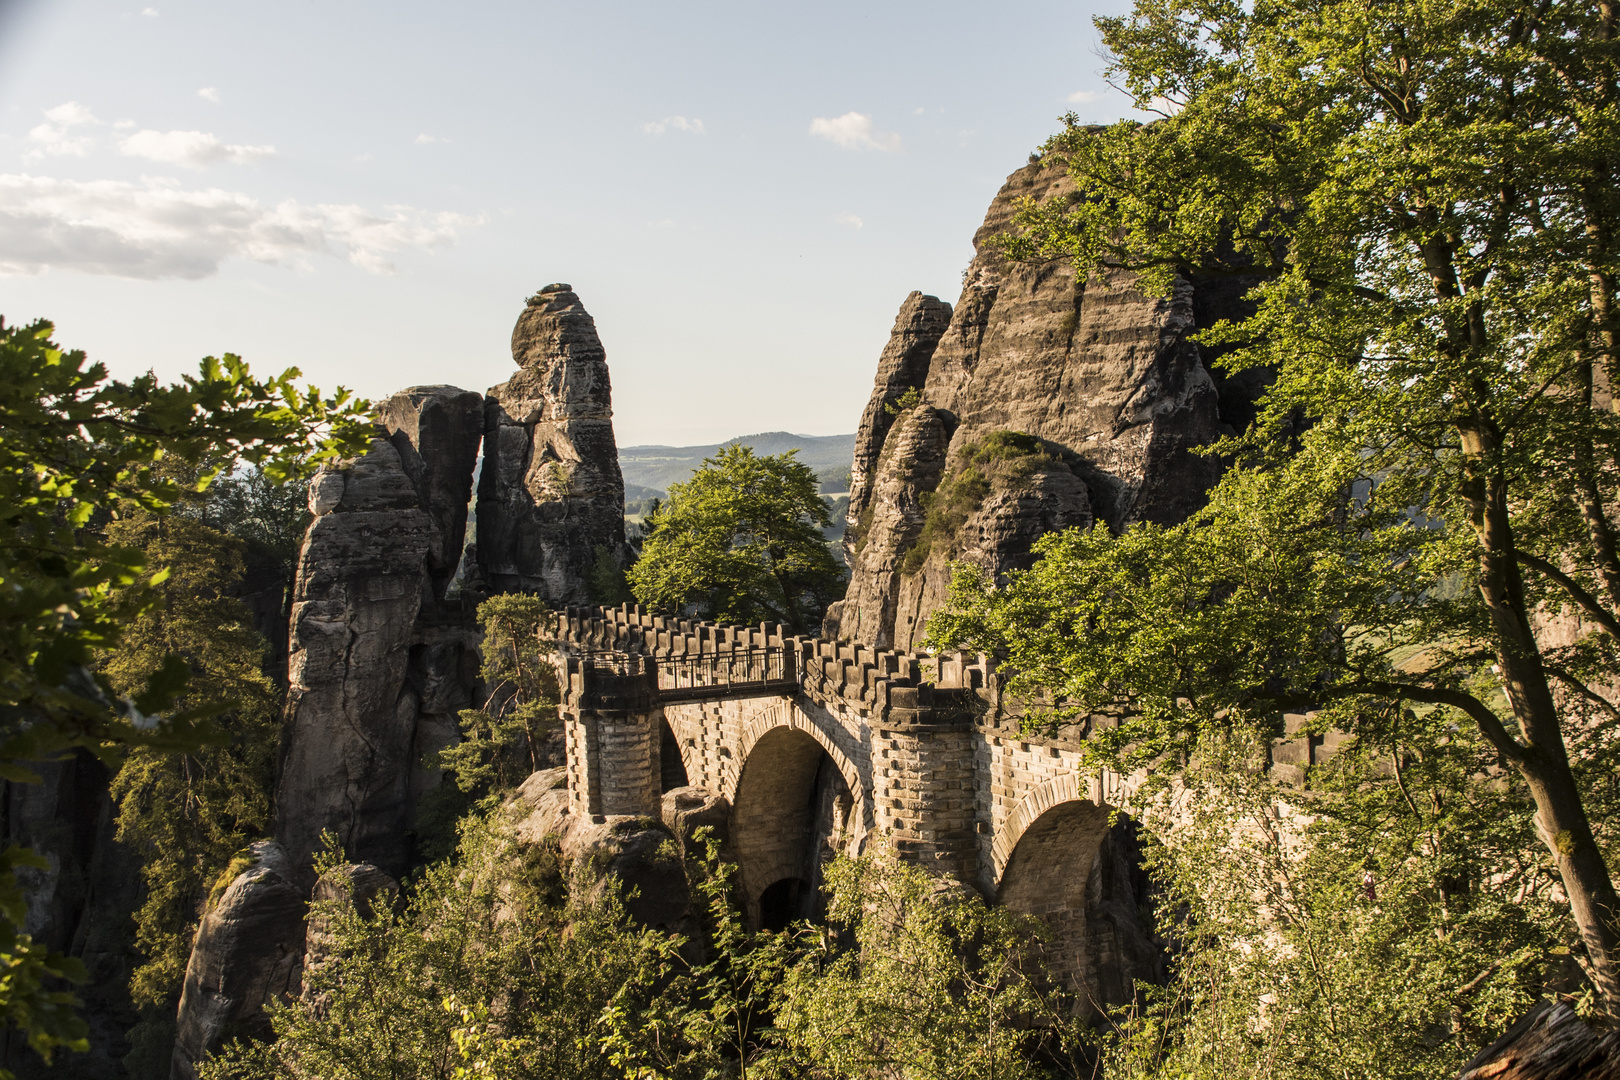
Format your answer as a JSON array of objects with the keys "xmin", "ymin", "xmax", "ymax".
[{"xmin": 555, "ymin": 603, "xmax": 989, "ymax": 729}]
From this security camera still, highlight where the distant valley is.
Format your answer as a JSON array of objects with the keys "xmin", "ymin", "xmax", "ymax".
[{"xmin": 619, "ymin": 430, "xmax": 855, "ymax": 505}]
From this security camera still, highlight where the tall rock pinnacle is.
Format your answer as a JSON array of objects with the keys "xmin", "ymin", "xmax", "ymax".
[{"xmin": 476, "ymin": 284, "xmax": 629, "ymax": 601}]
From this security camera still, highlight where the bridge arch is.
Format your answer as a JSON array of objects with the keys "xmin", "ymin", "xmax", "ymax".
[
  {"xmin": 729, "ymin": 704, "xmax": 868, "ymax": 929},
  {"xmin": 993, "ymin": 779, "xmax": 1164, "ymax": 1015}
]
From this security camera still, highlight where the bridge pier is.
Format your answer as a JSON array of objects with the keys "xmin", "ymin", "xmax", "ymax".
[{"xmin": 561, "ymin": 655, "xmax": 663, "ymax": 821}]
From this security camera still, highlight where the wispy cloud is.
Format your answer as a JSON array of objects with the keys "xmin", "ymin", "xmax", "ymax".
[
  {"xmin": 642, "ymin": 115, "xmax": 705, "ymax": 136},
  {"xmin": 141, "ymin": 6, "xmax": 159, "ymax": 15},
  {"xmin": 833, "ymin": 211, "xmax": 863, "ymax": 230},
  {"xmin": 809, "ymin": 112, "xmax": 899, "ymax": 151},
  {"xmin": 0, "ymin": 174, "xmax": 482, "ymax": 279},
  {"xmin": 120, "ymin": 129, "xmax": 275, "ymax": 168},
  {"xmin": 198, "ymin": 87, "xmax": 221, "ymax": 103},
  {"xmin": 414, "ymin": 133, "xmax": 445, "ymax": 145},
  {"xmin": 26, "ymin": 102, "xmax": 100, "ymax": 159},
  {"xmin": 1066, "ymin": 89, "xmax": 1104, "ymax": 104}
]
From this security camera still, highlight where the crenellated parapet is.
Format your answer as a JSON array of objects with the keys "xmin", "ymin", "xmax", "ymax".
[{"xmin": 553, "ymin": 602, "xmax": 991, "ymax": 730}]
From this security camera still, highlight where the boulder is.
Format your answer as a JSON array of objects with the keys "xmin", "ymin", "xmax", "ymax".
[
  {"xmin": 661, "ymin": 786, "xmax": 732, "ymax": 860},
  {"xmin": 170, "ymin": 842, "xmax": 305, "ymax": 1080},
  {"xmin": 507, "ymin": 769, "xmax": 694, "ymax": 935},
  {"xmin": 301, "ymin": 861, "xmax": 400, "ymax": 998},
  {"xmin": 476, "ymin": 285, "xmax": 629, "ymax": 601}
]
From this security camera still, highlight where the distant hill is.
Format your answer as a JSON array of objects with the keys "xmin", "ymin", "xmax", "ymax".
[{"xmin": 619, "ymin": 431, "xmax": 856, "ymax": 499}]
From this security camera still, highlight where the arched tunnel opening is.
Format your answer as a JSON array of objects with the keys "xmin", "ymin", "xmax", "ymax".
[
  {"xmin": 997, "ymin": 801, "xmax": 1165, "ymax": 1019},
  {"xmin": 730, "ymin": 726, "xmax": 854, "ymax": 929},
  {"xmin": 660, "ymin": 719, "xmax": 689, "ymax": 792}
]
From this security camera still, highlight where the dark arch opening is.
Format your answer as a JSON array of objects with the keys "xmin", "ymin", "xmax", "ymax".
[
  {"xmin": 730, "ymin": 726, "xmax": 854, "ymax": 928},
  {"xmin": 758, "ymin": 877, "xmax": 813, "ymax": 932},
  {"xmin": 660, "ymin": 720, "xmax": 689, "ymax": 792},
  {"xmin": 997, "ymin": 802, "xmax": 1164, "ymax": 1019}
]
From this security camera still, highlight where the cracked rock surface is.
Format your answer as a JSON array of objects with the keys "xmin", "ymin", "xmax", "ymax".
[
  {"xmin": 833, "ymin": 158, "xmax": 1262, "ymax": 651},
  {"xmin": 477, "ymin": 284, "xmax": 629, "ymax": 601},
  {"xmin": 277, "ymin": 433, "xmax": 434, "ymax": 886}
]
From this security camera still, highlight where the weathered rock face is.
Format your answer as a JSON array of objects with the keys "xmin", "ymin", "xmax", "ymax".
[
  {"xmin": 477, "ymin": 285, "xmax": 628, "ymax": 601},
  {"xmin": 277, "ymin": 433, "xmax": 436, "ymax": 884},
  {"xmin": 378, "ymin": 385, "xmax": 486, "ymax": 601},
  {"xmin": 507, "ymin": 769, "xmax": 697, "ymax": 936},
  {"xmin": 302, "ymin": 861, "xmax": 399, "ymax": 997},
  {"xmin": 830, "ymin": 404, "xmax": 951, "ymax": 648},
  {"xmin": 170, "ymin": 842, "xmax": 306, "ymax": 1080},
  {"xmin": 835, "ymin": 159, "xmax": 1262, "ymax": 651},
  {"xmin": 1, "ymin": 755, "xmax": 140, "ymax": 1080},
  {"xmin": 846, "ymin": 291, "xmax": 954, "ymax": 561}
]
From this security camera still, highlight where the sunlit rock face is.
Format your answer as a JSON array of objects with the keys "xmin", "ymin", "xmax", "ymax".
[
  {"xmin": 831, "ymin": 158, "xmax": 1263, "ymax": 652},
  {"xmin": 277, "ymin": 434, "xmax": 436, "ymax": 886},
  {"xmin": 476, "ymin": 284, "xmax": 630, "ymax": 602}
]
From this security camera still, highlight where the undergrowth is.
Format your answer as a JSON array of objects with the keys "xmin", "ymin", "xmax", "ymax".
[{"xmin": 900, "ymin": 431, "xmax": 1052, "ymax": 575}]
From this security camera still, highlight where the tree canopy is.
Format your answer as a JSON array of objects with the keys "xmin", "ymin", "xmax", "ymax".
[
  {"xmin": 0, "ymin": 316, "xmax": 369, "ymax": 1070},
  {"xmin": 929, "ymin": 0, "xmax": 1620, "ymax": 1015},
  {"xmin": 628, "ymin": 446, "xmax": 846, "ymax": 632}
]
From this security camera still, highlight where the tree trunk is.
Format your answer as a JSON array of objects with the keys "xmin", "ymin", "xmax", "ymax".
[{"xmin": 1463, "ymin": 433, "xmax": 1620, "ymax": 1011}]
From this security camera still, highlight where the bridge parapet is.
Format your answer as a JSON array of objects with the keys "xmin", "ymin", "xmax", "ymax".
[{"xmin": 554, "ymin": 603, "xmax": 993, "ymax": 730}]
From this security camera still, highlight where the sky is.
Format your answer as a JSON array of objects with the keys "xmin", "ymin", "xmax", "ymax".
[{"xmin": 0, "ymin": 0, "xmax": 1141, "ymax": 446}]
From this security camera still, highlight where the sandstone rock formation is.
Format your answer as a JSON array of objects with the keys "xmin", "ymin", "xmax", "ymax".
[
  {"xmin": 507, "ymin": 769, "xmax": 697, "ymax": 936},
  {"xmin": 1, "ymin": 754, "xmax": 141, "ymax": 1080},
  {"xmin": 845, "ymin": 290, "xmax": 953, "ymax": 560},
  {"xmin": 277, "ymin": 433, "xmax": 438, "ymax": 884},
  {"xmin": 478, "ymin": 284, "xmax": 629, "ymax": 601},
  {"xmin": 378, "ymin": 385, "xmax": 485, "ymax": 601},
  {"xmin": 302, "ymin": 861, "xmax": 399, "ymax": 997},
  {"xmin": 832, "ymin": 159, "xmax": 1264, "ymax": 651},
  {"xmin": 170, "ymin": 842, "xmax": 305, "ymax": 1080}
]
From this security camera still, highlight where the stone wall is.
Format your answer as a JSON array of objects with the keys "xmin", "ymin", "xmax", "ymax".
[{"xmin": 553, "ymin": 602, "xmax": 1166, "ymax": 1006}]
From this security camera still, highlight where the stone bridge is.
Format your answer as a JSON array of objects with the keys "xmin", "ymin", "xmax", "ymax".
[{"xmin": 554, "ymin": 603, "xmax": 1165, "ymax": 1010}]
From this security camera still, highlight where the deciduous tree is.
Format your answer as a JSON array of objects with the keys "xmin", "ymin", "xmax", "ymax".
[
  {"xmin": 929, "ymin": 0, "xmax": 1620, "ymax": 1012},
  {"xmin": 628, "ymin": 446, "xmax": 845, "ymax": 632}
]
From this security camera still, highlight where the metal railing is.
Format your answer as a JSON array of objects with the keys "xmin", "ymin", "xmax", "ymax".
[{"xmin": 658, "ymin": 648, "xmax": 795, "ymax": 701}]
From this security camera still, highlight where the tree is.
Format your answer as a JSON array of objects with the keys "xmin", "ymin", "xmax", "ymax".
[
  {"xmin": 0, "ymin": 316, "xmax": 368, "ymax": 1071},
  {"xmin": 628, "ymin": 446, "xmax": 846, "ymax": 632},
  {"xmin": 1096, "ymin": 729, "xmax": 1566, "ymax": 1079},
  {"xmin": 928, "ymin": 0, "xmax": 1620, "ymax": 1011},
  {"xmin": 101, "ymin": 490, "xmax": 283, "ymax": 1073},
  {"xmin": 771, "ymin": 850, "xmax": 1089, "ymax": 1080},
  {"xmin": 437, "ymin": 595, "xmax": 561, "ymax": 797}
]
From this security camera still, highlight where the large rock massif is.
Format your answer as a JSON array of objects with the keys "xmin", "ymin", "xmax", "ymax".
[
  {"xmin": 828, "ymin": 159, "xmax": 1263, "ymax": 651},
  {"xmin": 478, "ymin": 283, "xmax": 631, "ymax": 601},
  {"xmin": 275, "ymin": 289, "xmax": 629, "ymax": 888}
]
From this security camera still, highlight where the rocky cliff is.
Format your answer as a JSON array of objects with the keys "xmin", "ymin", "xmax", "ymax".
[
  {"xmin": 829, "ymin": 159, "xmax": 1263, "ymax": 651},
  {"xmin": 477, "ymin": 284, "xmax": 629, "ymax": 601}
]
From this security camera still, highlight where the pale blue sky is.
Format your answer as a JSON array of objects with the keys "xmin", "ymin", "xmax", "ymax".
[{"xmin": 0, "ymin": 0, "xmax": 1137, "ymax": 445}]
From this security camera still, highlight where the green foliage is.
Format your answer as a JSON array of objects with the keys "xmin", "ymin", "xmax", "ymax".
[
  {"xmin": 103, "ymin": 503, "xmax": 281, "ymax": 1014},
  {"xmin": 0, "ymin": 316, "xmax": 368, "ymax": 1073},
  {"xmin": 773, "ymin": 850, "xmax": 1091, "ymax": 1080},
  {"xmin": 198, "ymin": 819, "xmax": 798, "ymax": 1080},
  {"xmin": 1097, "ymin": 729, "xmax": 1563, "ymax": 1080},
  {"xmin": 628, "ymin": 446, "xmax": 847, "ymax": 632},
  {"xmin": 205, "ymin": 464, "xmax": 313, "ymax": 577},
  {"xmin": 882, "ymin": 387, "xmax": 922, "ymax": 417},
  {"xmin": 935, "ymin": 0, "xmax": 1620, "ymax": 1013},
  {"xmin": 438, "ymin": 595, "xmax": 561, "ymax": 803},
  {"xmin": 902, "ymin": 431, "xmax": 1052, "ymax": 575},
  {"xmin": 587, "ymin": 544, "xmax": 634, "ymax": 606}
]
